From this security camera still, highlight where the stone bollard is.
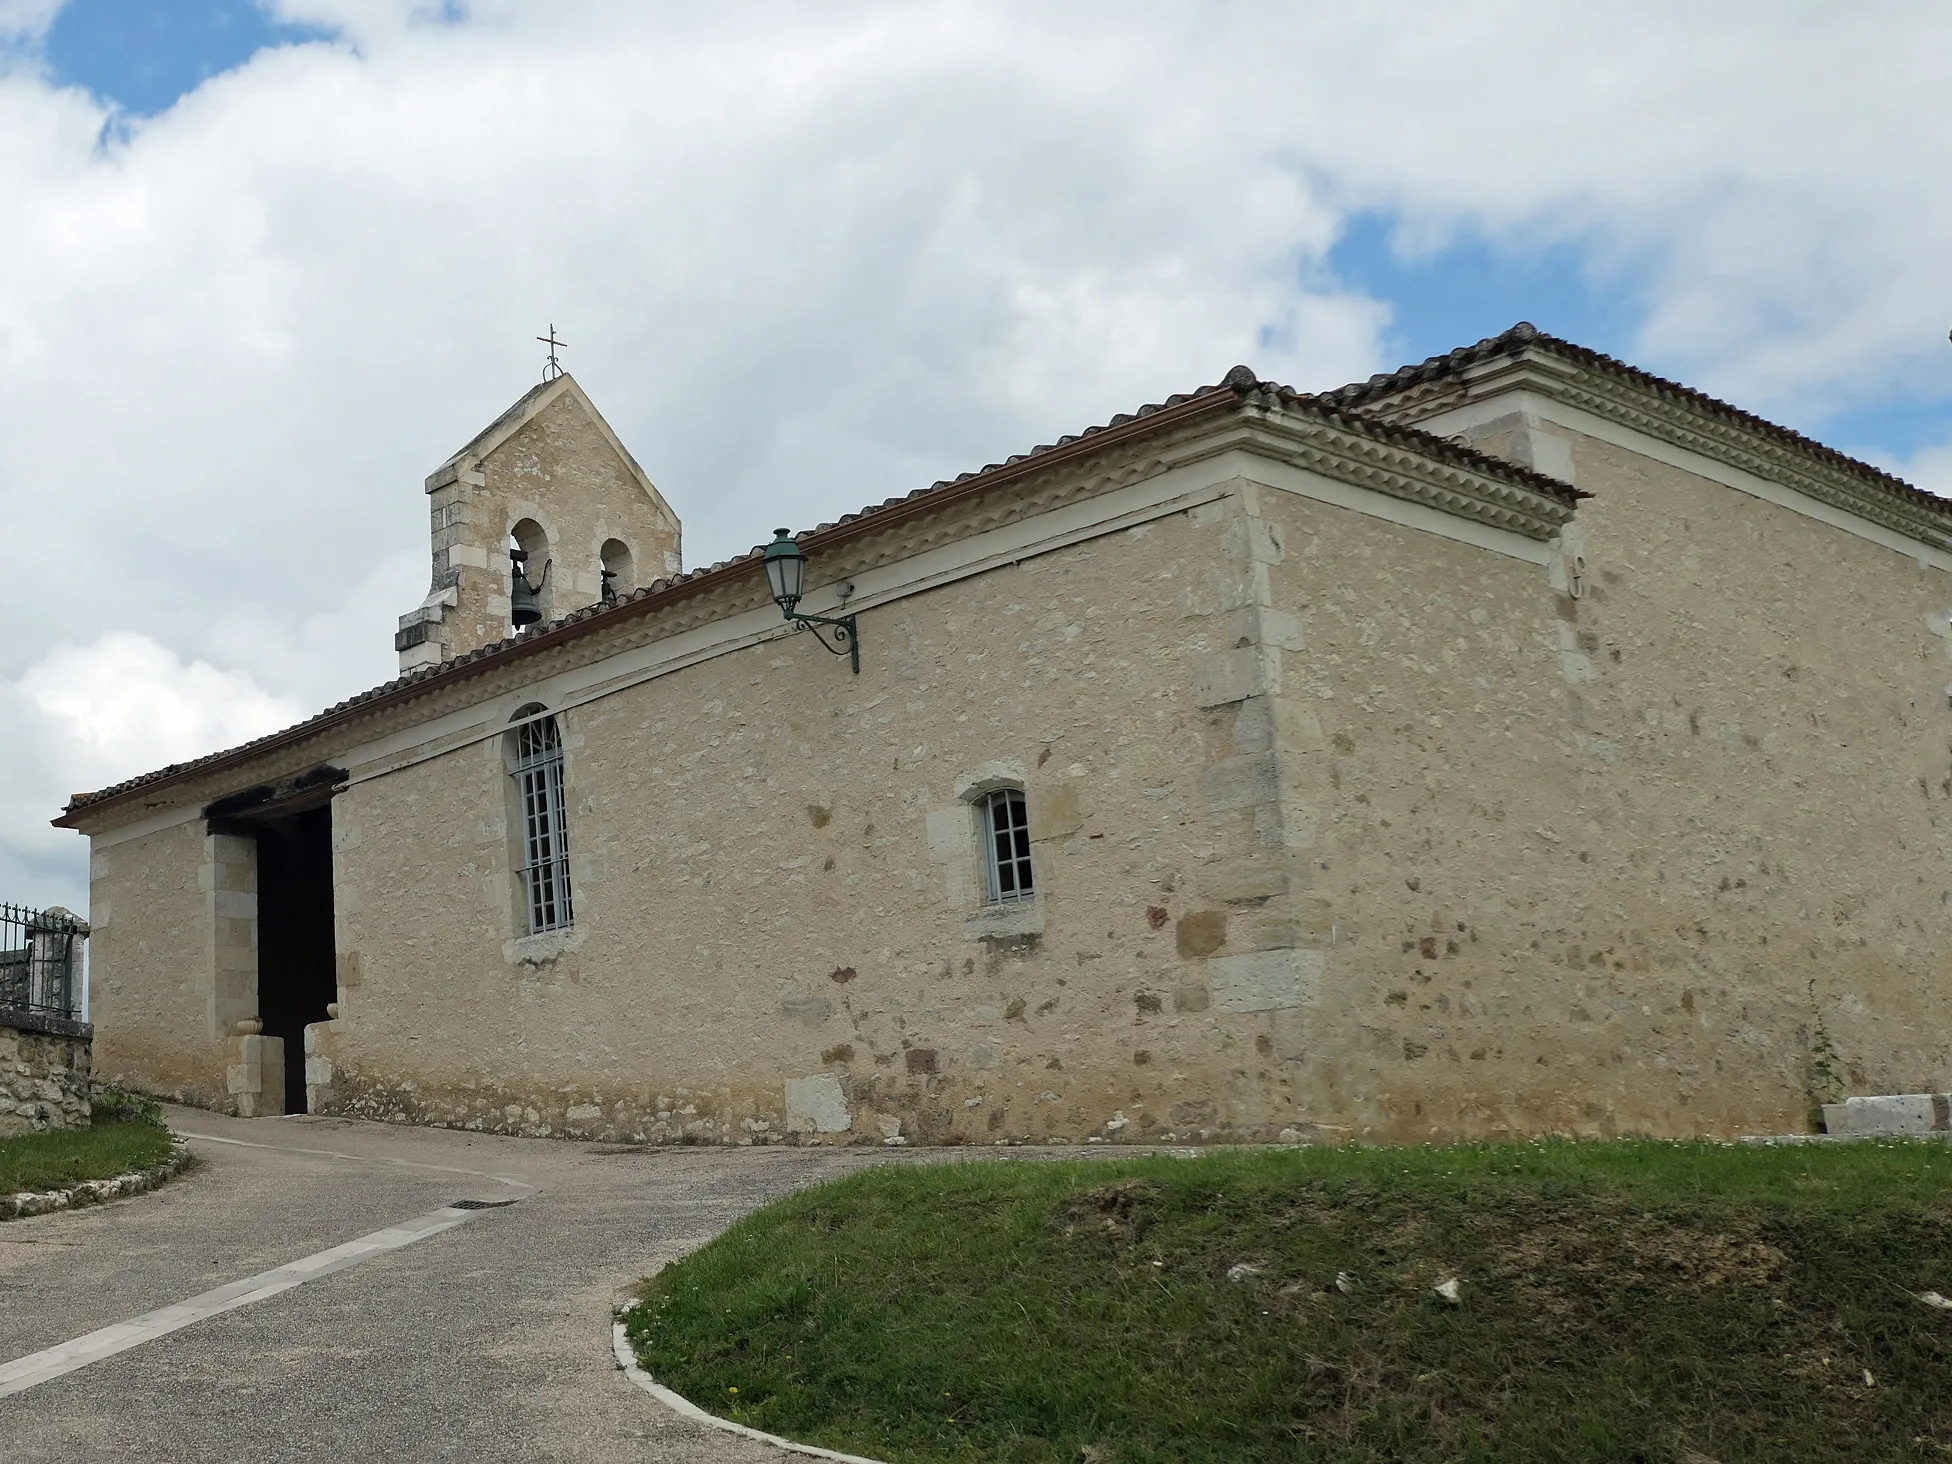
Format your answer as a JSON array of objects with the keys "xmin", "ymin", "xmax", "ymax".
[
  {"xmin": 225, "ymin": 1019, "xmax": 285, "ymax": 1118},
  {"xmin": 302, "ymin": 1009, "xmax": 340, "ymax": 1116}
]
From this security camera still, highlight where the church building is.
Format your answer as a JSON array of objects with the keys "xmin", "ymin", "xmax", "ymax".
[{"xmin": 55, "ymin": 326, "xmax": 1952, "ymax": 1144}]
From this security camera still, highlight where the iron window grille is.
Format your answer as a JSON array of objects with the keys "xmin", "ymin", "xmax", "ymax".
[
  {"xmin": 512, "ymin": 715, "xmax": 574, "ymax": 934},
  {"xmin": 0, "ymin": 903, "xmax": 84, "ymax": 1023},
  {"xmin": 982, "ymin": 788, "xmax": 1035, "ymax": 904}
]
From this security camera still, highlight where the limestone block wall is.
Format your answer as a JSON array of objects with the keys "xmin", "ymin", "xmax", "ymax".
[
  {"xmin": 0, "ymin": 1015, "xmax": 92, "ymax": 1133},
  {"xmin": 1548, "ymin": 431, "xmax": 1951, "ymax": 1121},
  {"xmin": 1254, "ymin": 429, "xmax": 1952, "ymax": 1141},
  {"xmin": 325, "ymin": 493, "xmax": 1336, "ymax": 1144},
  {"xmin": 87, "ymin": 819, "xmax": 246, "ymax": 1108},
  {"xmin": 1255, "ymin": 479, "xmax": 1624, "ymax": 1138}
]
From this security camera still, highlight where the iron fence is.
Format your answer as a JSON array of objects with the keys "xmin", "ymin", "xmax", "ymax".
[{"xmin": 0, "ymin": 903, "xmax": 84, "ymax": 1023}]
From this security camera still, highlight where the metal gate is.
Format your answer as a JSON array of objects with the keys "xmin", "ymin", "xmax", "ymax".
[{"xmin": 0, "ymin": 904, "xmax": 84, "ymax": 1022}]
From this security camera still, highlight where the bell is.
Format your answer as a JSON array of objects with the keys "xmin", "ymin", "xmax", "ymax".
[{"xmin": 509, "ymin": 549, "xmax": 543, "ymax": 628}]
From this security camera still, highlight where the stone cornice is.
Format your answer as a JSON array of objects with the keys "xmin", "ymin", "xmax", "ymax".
[
  {"xmin": 1235, "ymin": 393, "xmax": 1577, "ymax": 542},
  {"xmin": 1359, "ymin": 344, "xmax": 1952, "ymax": 554}
]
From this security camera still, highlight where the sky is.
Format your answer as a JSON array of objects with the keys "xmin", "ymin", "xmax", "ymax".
[{"xmin": 0, "ymin": 0, "xmax": 1948, "ymax": 913}]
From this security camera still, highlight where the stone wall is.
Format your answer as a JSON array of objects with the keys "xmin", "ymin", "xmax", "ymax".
[
  {"xmin": 0, "ymin": 1011, "xmax": 92, "ymax": 1134},
  {"xmin": 1247, "ymin": 423, "xmax": 1952, "ymax": 1141},
  {"xmin": 324, "ymin": 437, "xmax": 1951, "ymax": 1146},
  {"xmin": 87, "ymin": 817, "xmax": 238, "ymax": 1108},
  {"xmin": 71, "ymin": 393, "xmax": 1952, "ymax": 1144},
  {"xmin": 327, "ymin": 497, "xmax": 1288, "ymax": 1144},
  {"xmin": 1542, "ymin": 427, "xmax": 1950, "ymax": 1124}
]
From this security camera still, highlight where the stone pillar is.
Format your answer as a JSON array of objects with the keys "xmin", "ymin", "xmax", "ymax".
[
  {"xmin": 225, "ymin": 1020, "xmax": 284, "ymax": 1118},
  {"xmin": 25, "ymin": 907, "xmax": 87, "ymax": 1016},
  {"xmin": 201, "ymin": 832, "xmax": 258, "ymax": 1040}
]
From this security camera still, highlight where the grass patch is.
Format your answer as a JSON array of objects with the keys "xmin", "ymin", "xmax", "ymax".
[
  {"xmin": 0, "ymin": 1090, "xmax": 177, "ymax": 1195},
  {"xmin": 624, "ymin": 1142, "xmax": 1952, "ymax": 1463}
]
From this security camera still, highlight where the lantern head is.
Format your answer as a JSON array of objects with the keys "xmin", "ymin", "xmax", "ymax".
[{"xmin": 763, "ymin": 528, "xmax": 805, "ymax": 615}]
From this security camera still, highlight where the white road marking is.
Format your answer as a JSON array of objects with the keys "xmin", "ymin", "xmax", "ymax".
[
  {"xmin": 176, "ymin": 1128, "xmax": 535, "ymax": 1195},
  {"xmin": 0, "ymin": 1204, "xmax": 494, "ymax": 1397}
]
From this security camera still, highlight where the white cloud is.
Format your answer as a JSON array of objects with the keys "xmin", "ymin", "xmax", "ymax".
[
  {"xmin": 0, "ymin": 634, "xmax": 304, "ymax": 910},
  {"xmin": 21, "ymin": 632, "xmax": 305, "ymax": 780},
  {"xmin": 1, "ymin": 1, "xmax": 1950, "ymax": 910},
  {"xmin": 0, "ymin": 0, "xmax": 60, "ymax": 41}
]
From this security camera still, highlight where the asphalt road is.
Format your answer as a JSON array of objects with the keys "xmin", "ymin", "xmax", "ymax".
[{"xmin": 0, "ymin": 1106, "xmax": 912, "ymax": 1462}]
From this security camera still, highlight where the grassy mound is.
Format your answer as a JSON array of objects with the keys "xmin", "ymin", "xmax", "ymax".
[
  {"xmin": 0, "ymin": 1090, "xmax": 177, "ymax": 1196},
  {"xmin": 625, "ymin": 1142, "xmax": 1952, "ymax": 1463}
]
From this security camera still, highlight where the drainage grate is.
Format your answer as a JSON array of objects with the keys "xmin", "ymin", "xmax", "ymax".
[{"xmin": 448, "ymin": 1198, "xmax": 519, "ymax": 1210}]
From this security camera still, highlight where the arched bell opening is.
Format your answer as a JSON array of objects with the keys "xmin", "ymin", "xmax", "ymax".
[
  {"xmin": 509, "ymin": 518, "xmax": 553, "ymax": 631},
  {"xmin": 599, "ymin": 538, "xmax": 635, "ymax": 602}
]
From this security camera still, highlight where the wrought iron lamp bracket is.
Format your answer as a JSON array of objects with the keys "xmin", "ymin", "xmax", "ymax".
[{"xmin": 786, "ymin": 610, "xmax": 860, "ymax": 673}]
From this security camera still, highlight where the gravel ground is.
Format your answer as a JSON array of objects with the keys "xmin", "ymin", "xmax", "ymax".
[{"xmin": 0, "ymin": 1106, "xmax": 920, "ymax": 1462}]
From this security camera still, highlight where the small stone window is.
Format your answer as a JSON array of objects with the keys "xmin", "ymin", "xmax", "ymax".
[
  {"xmin": 509, "ymin": 706, "xmax": 573, "ymax": 934},
  {"xmin": 981, "ymin": 788, "xmax": 1034, "ymax": 905}
]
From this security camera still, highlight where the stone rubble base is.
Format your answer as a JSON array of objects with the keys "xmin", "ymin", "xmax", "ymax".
[
  {"xmin": 0, "ymin": 1141, "xmax": 190, "ymax": 1221},
  {"xmin": 611, "ymin": 1321, "xmax": 889, "ymax": 1464}
]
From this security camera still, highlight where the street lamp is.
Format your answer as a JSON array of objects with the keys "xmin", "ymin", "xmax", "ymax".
[{"xmin": 762, "ymin": 529, "xmax": 859, "ymax": 673}]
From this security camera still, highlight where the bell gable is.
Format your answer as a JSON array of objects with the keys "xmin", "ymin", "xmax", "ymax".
[{"xmin": 396, "ymin": 376, "xmax": 682, "ymax": 671}]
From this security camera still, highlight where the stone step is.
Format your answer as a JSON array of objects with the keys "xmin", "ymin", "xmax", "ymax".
[{"xmin": 1820, "ymin": 1094, "xmax": 1952, "ymax": 1137}]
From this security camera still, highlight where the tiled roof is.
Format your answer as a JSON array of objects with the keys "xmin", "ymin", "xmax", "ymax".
[
  {"xmin": 1322, "ymin": 321, "xmax": 1951, "ymax": 521},
  {"xmin": 1222, "ymin": 362, "xmax": 1584, "ymax": 509},
  {"xmin": 54, "ymin": 365, "xmax": 1580, "ymax": 824}
]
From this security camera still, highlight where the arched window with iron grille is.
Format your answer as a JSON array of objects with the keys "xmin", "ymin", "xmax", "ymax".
[{"xmin": 509, "ymin": 705, "xmax": 573, "ymax": 933}]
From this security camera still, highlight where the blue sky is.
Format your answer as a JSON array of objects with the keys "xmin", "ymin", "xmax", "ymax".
[
  {"xmin": 1323, "ymin": 213, "xmax": 1952, "ymax": 468},
  {"xmin": 1323, "ymin": 213, "xmax": 1643, "ymax": 383},
  {"xmin": 41, "ymin": 0, "xmax": 333, "ymax": 118}
]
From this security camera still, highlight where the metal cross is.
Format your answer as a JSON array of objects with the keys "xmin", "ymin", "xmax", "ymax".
[{"xmin": 538, "ymin": 324, "xmax": 567, "ymax": 382}]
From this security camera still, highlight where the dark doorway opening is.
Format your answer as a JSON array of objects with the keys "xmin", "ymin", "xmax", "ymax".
[{"xmin": 255, "ymin": 804, "xmax": 336, "ymax": 1114}]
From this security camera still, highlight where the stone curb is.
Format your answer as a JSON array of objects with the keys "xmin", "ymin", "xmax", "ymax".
[
  {"xmin": 1739, "ymin": 1131, "xmax": 1952, "ymax": 1147},
  {"xmin": 611, "ymin": 1322, "xmax": 890, "ymax": 1464},
  {"xmin": 0, "ymin": 1138, "xmax": 191, "ymax": 1221}
]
